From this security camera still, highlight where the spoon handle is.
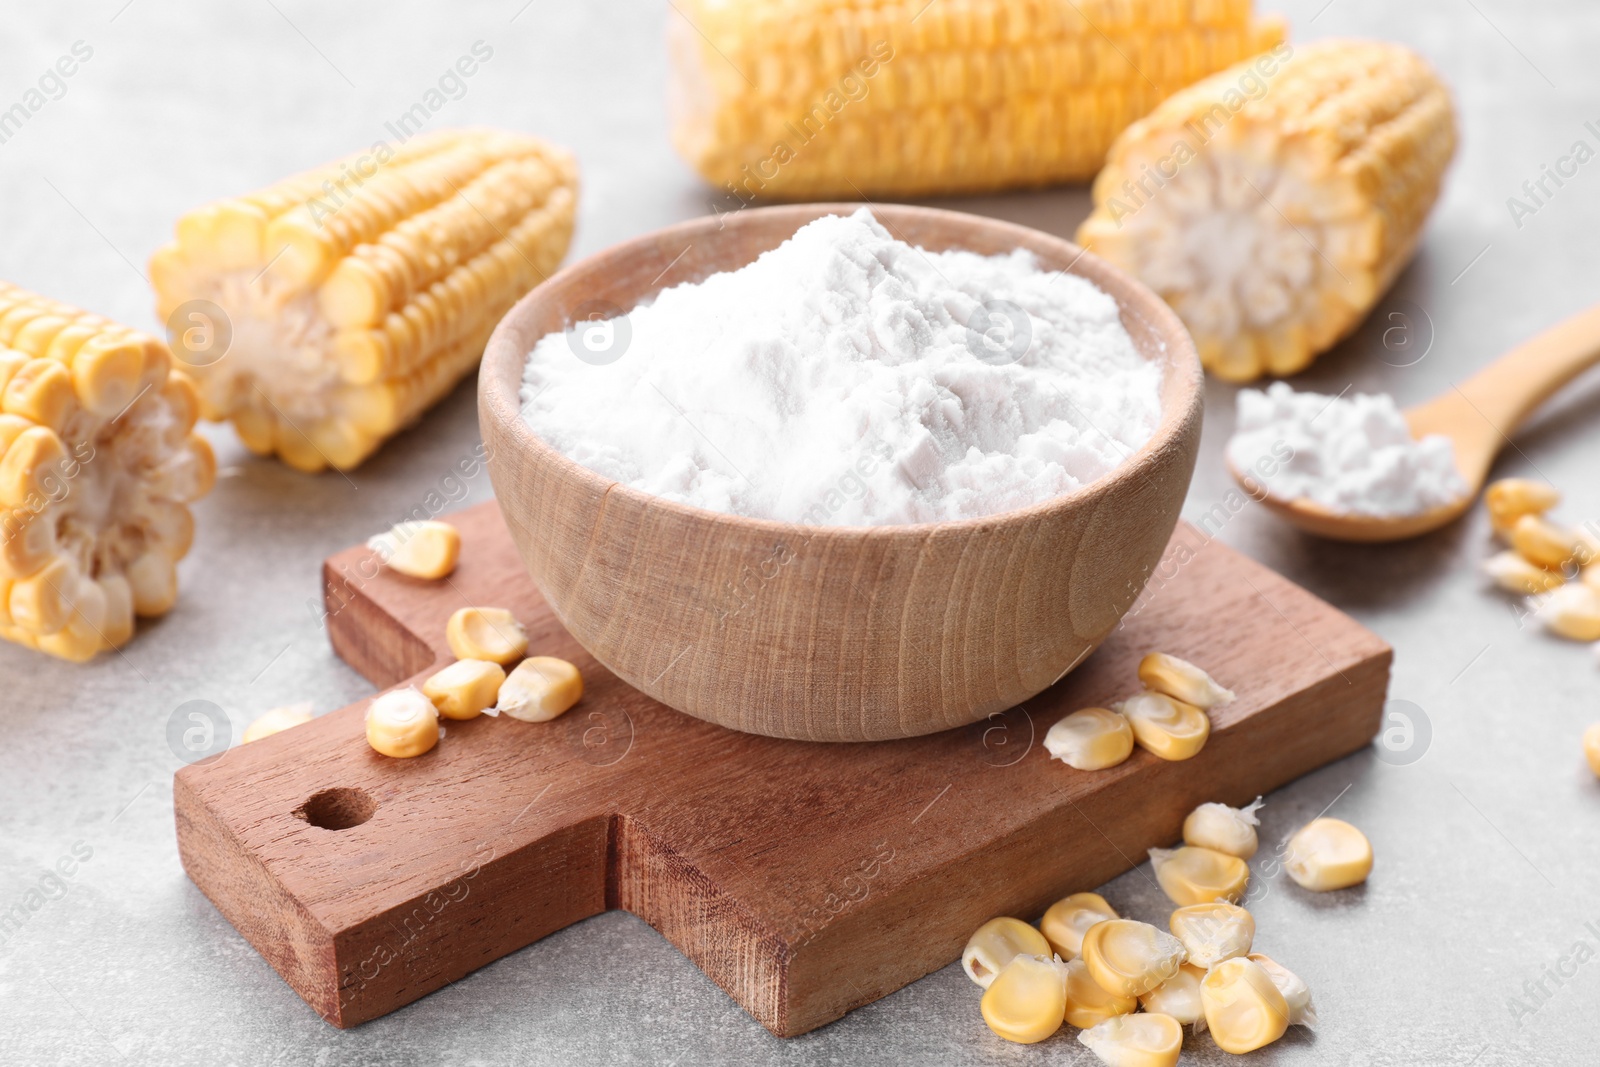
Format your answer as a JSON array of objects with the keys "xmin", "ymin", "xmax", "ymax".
[{"xmin": 1408, "ymin": 301, "xmax": 1600, "ymax": 459}]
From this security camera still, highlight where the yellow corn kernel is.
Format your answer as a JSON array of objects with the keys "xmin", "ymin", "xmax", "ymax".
[
  {"xmin": 445, "ymin": 606, "xmax": 529, "ymax": 665},
  {"xmin": 242, "ymin": 702, "xmax": 314, "ymax": 744},
  {"xmin": 71, "ymin": 335, "xmax": 146, "ymax": 417},
  {"xmin": 1201, "ymin": 957, "xmax": 1290, "ymax": 1054},
  {"xmin": 1284, "ymin": 817, "xmax": 1373, "ymax": 891},
  {"xmin": 1584, "ymin": 563, "xmax": 1600, "ymax": 593},
  {"xmin": 1063, "ymin": 958, "xmax": 1139, "ymax": 1029},
  {"xmin": 1044, "ymin": 707, "xmax": 1133, "ymax": 771},
  {"xmin": 127, "ymin": 551, "xmax": 179, "ymax": 617},
  {"xmin": 1139, "ymin": 963, "xmax": 1207, "ymax": 1026},
  {"xmin": 36, "ymin": 607, "xmax": 106, "ymax": 662},
  {"xmin": 365, "ymin": 686, "xmax": 439, "ymax": 758},
  {"xmin": 0, "ymin": 425, "xmax": 67, "ymax": 505},
  {"xmin": 1149, "ymin": 846, "xmax": 1249, "ymax": 906},
  {"xmin": 1077, "ymin": 1012, "xmax": 1183, "ymax": 1067},
  {"xmin": 1080, "ymin": 919, "xmax": 1187, "ymax": 999},
  {"xmin": 1169, "ymin": 902, "xmax": 1254, "ymax": 969},
  {"xmin": 496, "ymin": 655, "xmax": 583, "ymax": 722},
  {"xmin": 1511, "ymin": 514, "xmax": 1588, "ymax": 570},
  {"xmin": 96, "ymin": 574, "xmax": 134, "ymax": 649},
  {"xmin": 1117, "ymin": 692, "xmax": 1210, "ymax": 761},
  {"xmin": 1483, "ymin": 550, "xmax": 1565, "ymax": 595},
  {"xmin": 368, "ymin": 519, "xmax": 460, "ymax": 580},
  {"xmin": 1486, "ymin": 478, "xmax": 1561, "ymax": 537},
  {"xmin": 980, "ymin": 955, "xmax": 1067, "ymax": 1045},
  {"xmin": 1040, "ymin": 892, "xmax": 1118, "ymax": 960},
  {"xmin": 1183, "ymin": 797, "xmax": 1264, "ymax": 859},
  {"xmin": 1584, "ymin": 724, "xmax": 1600, "ymax": 778},
  {"xmin": 962, "ymin": 916, "xmax": 1050, "ymax": 989},
  {"xmin": 1247, "ymin": 953, "xmax": 1318, "ymax": 1027},
  {"xmin": 1137, "ymin": 653, "xmax": 1235, "ymax": 710},
  {"xmin": 423, "ymin": 658, "xmax": 506, "ymax": 720},
  {"xmin": 150, "ymin": 129, "xmax": 578, "ymax": 472},
  {"xmin": 2, "ymin": 358, "xmax": 76, "ymax": 432},
  {"xmin": 8, "ymin": 556, "xmax": 78, "ymax": 634},
  {"xmin": 1536, "ymin": 583, "xmax": 1600, "ymax": 642}
]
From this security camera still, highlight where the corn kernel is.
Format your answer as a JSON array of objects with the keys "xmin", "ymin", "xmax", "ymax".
[
  {"xmin": 1483, "ymin": 550, "xmax": 1565, "ymax": 595},
  {"xmin": 1063, "ymin": 958, "xmax": 1138, "ymax": 1028},
  {"xmin": 365, "ymin": 686, "xmax": 440, "ymax": 758},
  {"xmin": 962, "ymin": 916, "xmax": 1051, "ymax": 988},
  {"xmin": 423, "ymin": 658, "xmax": 506, "ymax": 720},
  {"xmin": 980, "ymin": 954, "xmax": 1067, "ymax": 1044},
  {"xmin": 1149, "ymin": 846, "xmax": 1249, "ymax": 906},
  {"xmin": 1584, "ymin": 563, "xmax": 1600, "ymax": 593},
  {"xmin": 1584, "ymin": 724, "xmax": 1600, "ymax": 777},
  {"xmin": 496, "ymin": 656, "xmax": 584, "ymax": 722},
  {"xmin": 1040, "ymin": 891, "xmax": 1117, "ymax": 960},
  {"xmin": 1284, "ymin": 817, "xmax": 1372, "ymax": 891},
  {"xmin": 1536, "ymin": 583, "xmax": 1600, "ymax": 642},
  {"xmin": 1486, "ymin": 478, "xmax": 1560, "ymax": 536},
  {"xmin": 1169, "ymin": 902, "xmax": 1254, "ymax": 968},
  {"xmin": 1116, "ymin": 692, "xmax": 1210, "ymax": 761},
  {"xmin": 242, "ymin": 702, "xmax": 313, "ymax": 743},
  {"xmin": 1080, "ymin": 919, "xmax": 1187, "ymax": 998},
  {"xmin": 1201, "ymin": 957, "xmax": 1290, "ymax": 1053},
  {"xmin": 1138, "ymin": 652, "xmax": 1235, "ymax": 710},
  {"xmin": 369, "ymin": 520, "xmax": 461, "ymax": 580},
  {"xmin": 1139, "ymin": 962, "xmax": 1206, "ymax": 1026},
  {"xmin": 1183, "ymin": 797, "xmax": 1264, "ymax": 859},
  {"xmin": 1511, "ymin": 514, "xmax": 1588, "ymax": 570},
  {"xmin": 1044, "ymin": 707, "xmax": 1133, "ymax": 770},
  {"xmin": 1077, "ymin": 1011, "xmax": 1183, "ymax": 1067},
  {"xmin": 445, "ymin": 606, "xmax": 529, "ymax": 665},
  {"xmin": 1247, "ymin": 953, "xmax": 1318, "ymax": 1027}
]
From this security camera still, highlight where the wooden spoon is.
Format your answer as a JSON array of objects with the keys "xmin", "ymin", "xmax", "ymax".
[{"xmin": 1229, "ymin": 302, "xmax": 1600, "ymax": 542}]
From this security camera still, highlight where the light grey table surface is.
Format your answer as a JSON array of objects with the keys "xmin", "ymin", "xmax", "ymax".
[{"xmin": 2, "ymin": 1, "xmax": 1596, "ymax": 1064}]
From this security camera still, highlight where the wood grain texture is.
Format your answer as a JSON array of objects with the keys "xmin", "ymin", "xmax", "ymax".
[
  {"xmin": 174, "ymin": 502, "xmax": 1390, "ymax": 1035},
  {"xmin": 477, "ymin": 202, "xmax": 1205, "ymax": 741}
]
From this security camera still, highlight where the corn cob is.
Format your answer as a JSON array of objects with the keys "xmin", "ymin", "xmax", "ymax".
[
  {"xmin": 150, "ymin": 128, "xmax": 578, "ymax": 471},
  {"xmin": 1078, "ymin": 39, "xmax": 1457, "ymax": 381},
  {"xmin": 669, "ymin": 0, "xmax": 1287, "ymax": 200},
  {"xmin": 0, "ymin": 282, "xmax": 213, "ymax": 662}
]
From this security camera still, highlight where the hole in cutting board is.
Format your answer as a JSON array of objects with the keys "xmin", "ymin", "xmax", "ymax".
[{"xmin": 295, "ymin": 787, "xmax": 377, "ymax": 830}]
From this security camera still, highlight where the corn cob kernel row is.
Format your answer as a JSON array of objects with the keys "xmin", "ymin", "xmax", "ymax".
[
  {"xmin": 1079, "ymin": 39, "xmax": 1458, "ymax": 381},
  {"xmin": 150, "ymin": 128, "xmax": 578, "ymax": 472},
  {"xmin": 0, "ymin": 281, "xmax": 213, "ymax": 662},
  {"xmin": 670, "ymin": 0, "xmax": 1286, "ymax": 199}
]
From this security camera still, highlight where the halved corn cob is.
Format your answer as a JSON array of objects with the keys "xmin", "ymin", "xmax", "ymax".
[
  {"xmin": 0, "ymin": 282, "xmax": 213, "ymax": 662},
  {"xmin": 150, "ymin": 128, "xmax": 577, "ymax": 471},
  {"xmin": 1078, "ymin": 39, "xmax": 1457, "ymax": 381},
  {"xmin": 670, "ymin": 0, "xmax": 1286, "ymax": 199}
]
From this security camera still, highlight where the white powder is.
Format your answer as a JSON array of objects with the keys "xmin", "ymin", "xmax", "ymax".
[
  {"xmin": 520, "ymin": 209, "xmax": 1161, "ymax": 525},
  {"xmin": 1226, "ymin": 382, "xmax": 1468, "ymax": 517}
]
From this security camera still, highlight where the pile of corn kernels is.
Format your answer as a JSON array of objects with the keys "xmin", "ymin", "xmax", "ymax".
[
  {"xmin": 971, "ymin": 652, "xmax": 1374, "ymax": 1062},
  {"xmin": 1475, "ymin": 480, "xmax": 1600, "ymax": 776},
  {"xmin": 1480, "ymin": 478, "xmax": 1600, "ymax": 643},
  {"xmin": 235, "ymin": 519, "xmax": 585, "ymax": 756}
]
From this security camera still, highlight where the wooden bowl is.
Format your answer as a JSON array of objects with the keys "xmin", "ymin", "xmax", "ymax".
[{"xmin": 480, "ymin": 204, "xmax": 1202, "ymax": 742}]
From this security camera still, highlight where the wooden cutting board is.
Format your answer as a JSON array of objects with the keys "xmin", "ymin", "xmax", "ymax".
[{"xmin": 173, "ymin": 500, "xmax": 1389, "ymax": 1035}]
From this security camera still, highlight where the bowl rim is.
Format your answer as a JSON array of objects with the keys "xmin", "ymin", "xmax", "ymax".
[{"xmin": 480, "ymin": 202, "xmax": 1202, "ymax": 540}]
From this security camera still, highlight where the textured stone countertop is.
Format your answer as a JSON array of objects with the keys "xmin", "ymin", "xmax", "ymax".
[{"xmin": 2, "ymin": 1, "xmax": 1597, "ymax": 1064}]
